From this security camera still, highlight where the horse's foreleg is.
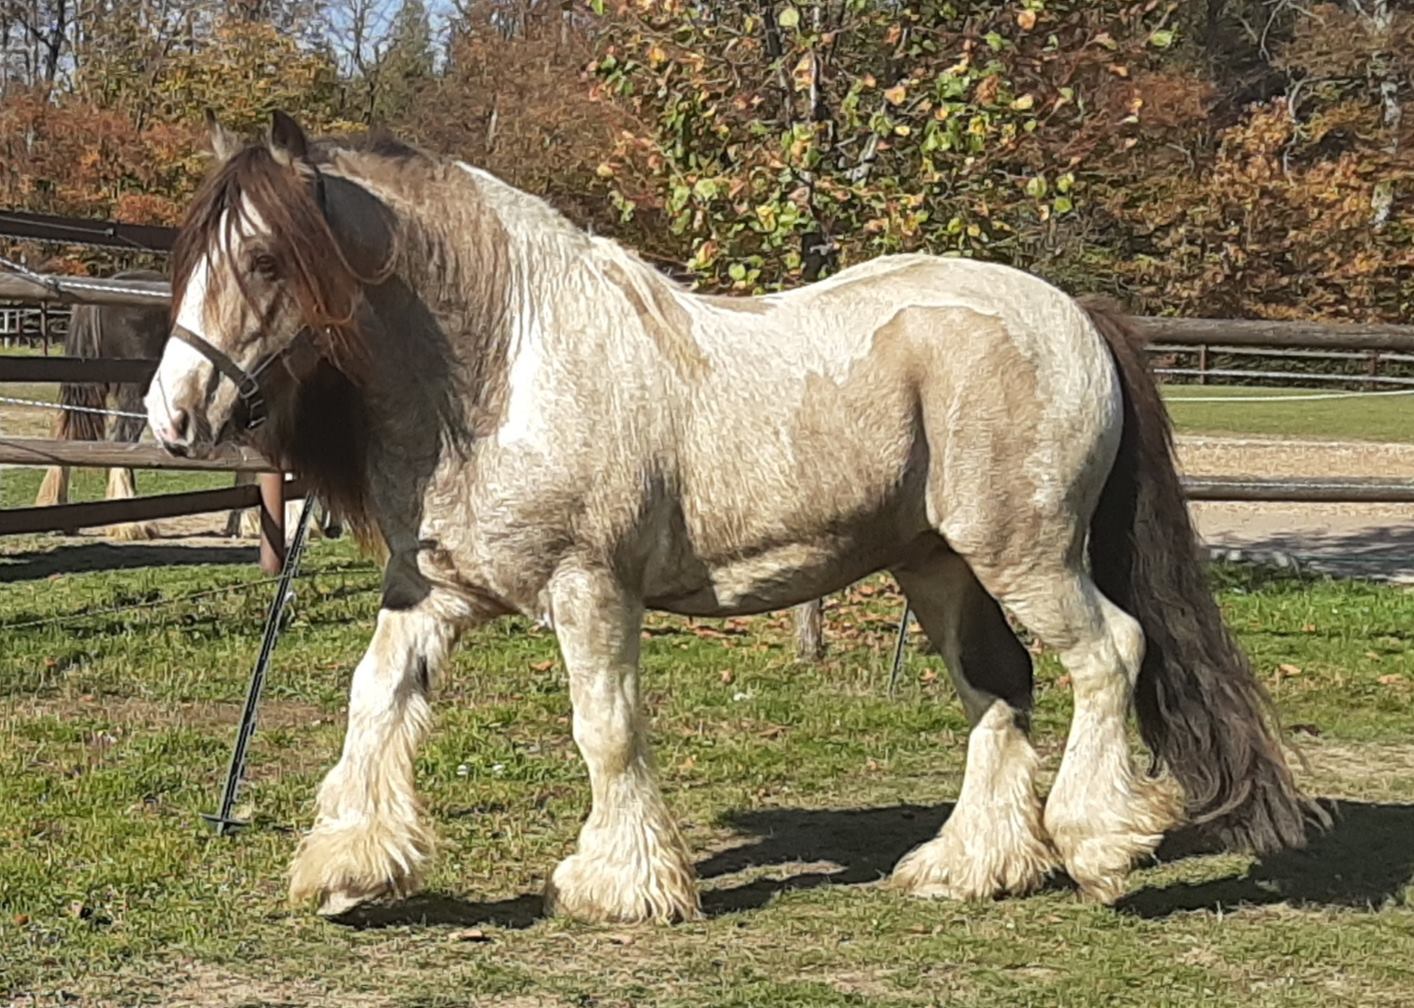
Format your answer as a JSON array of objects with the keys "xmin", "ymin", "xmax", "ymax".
[
  {"xmin": 543, "ymin": 566, "xmax": 700, "ymax": 924},
  {"xmin": 288, "ymin": 588, "xmax": 464, "ymax": 916},
  {"xmin": 226, "ymin": 471, "xmax": 257, "ymax": 537},
  {"xmin": 890, "ymin": 551, "xmax": 1058, "ymax": 901},
  {"xmin": 103, "ymin": 467, "xmax": 158, "ymax": 540},
  {"xmin": 104, "ymin": 412, "xmax": 156, "ymax": 540},
  {"xmin": 35, "ymin": 466, "xmax": 70, "ymax": 509}
]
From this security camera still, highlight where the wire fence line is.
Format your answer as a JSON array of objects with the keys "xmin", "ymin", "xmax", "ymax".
[
  {"xmin": 1165, "ymin": 388, "xmax": 1414, "ymax": 404},
  {"xmin": 0, "ymin": 392, "xmax": 147, "ymax": 420}
]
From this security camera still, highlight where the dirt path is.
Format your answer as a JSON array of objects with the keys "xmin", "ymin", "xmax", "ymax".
[{"xmin": 1177, "ymin": 435, "xmax": 1414, "ymax": 583}]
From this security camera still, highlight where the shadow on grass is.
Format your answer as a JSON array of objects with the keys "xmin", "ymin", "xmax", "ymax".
[
  {"xmin": 330, "ymin": 892, "xmax": 543, "ymax": 930},
  {"xmin": 698, "ymin": 803, "xmax": 953, "ymax": 914},
  {"xmin": 0, "ymin": 541, "xmax": 254, "ymax": 582},
  {"xmin": 700, "ymin": 799, "xmax": 1414, "ymax": 918},
  {"xmin": 1122, "ymin": 799, "xmax": 1414, "ymax": 917}
]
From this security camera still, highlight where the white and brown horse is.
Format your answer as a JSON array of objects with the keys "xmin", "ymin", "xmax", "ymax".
[{"xmin": 146, "ymin": 111, "xmax": 1321, "ymax": 922}]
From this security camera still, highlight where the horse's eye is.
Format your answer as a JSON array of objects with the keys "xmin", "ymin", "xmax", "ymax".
[{"xmin": 251, "ymin": 253, "xmax": 279, "ymax": 280}]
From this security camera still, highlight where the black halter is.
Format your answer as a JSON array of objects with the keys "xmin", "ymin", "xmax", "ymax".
[
  {"xmin": 171, "ymin": 166, "xmax": 332, "ymax": 432},
  {"xmin": 169, "ymin": 323, "xmax": 279, "ymax": 430}
]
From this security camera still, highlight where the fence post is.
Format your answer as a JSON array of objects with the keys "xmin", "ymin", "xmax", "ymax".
[
  {"xmin": 1197, "ymin": 343, "xmax": 1208, "ymax": 384},
  {"xmin": 258, "ymin": 472, "xmax": 286, "ymax": 575},
  {"xmin": 794, "ymin": 598, "xmax": 825, "ymax": 661}
]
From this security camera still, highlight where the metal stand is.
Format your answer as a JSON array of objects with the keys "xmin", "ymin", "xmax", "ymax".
[
  {"xmin": 887, "ymin": 604, "xmax": 912, "ymax": 696},
  {"xmin": 202, "ymin": 494, "xmax": 317, "ymax": 835}
]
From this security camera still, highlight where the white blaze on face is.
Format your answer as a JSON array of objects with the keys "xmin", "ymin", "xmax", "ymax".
[
  {"xmin": 145, "ymin": 251, "xmax": 216, "ymax": 444},
  {"xmin": 145, "ymin": 201, "xmax": 267, "ymax": 446}
]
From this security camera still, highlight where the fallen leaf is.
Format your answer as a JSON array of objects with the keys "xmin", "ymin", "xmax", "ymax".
[
  {"xmin": 1055, "ymin": 675, "xmax": 1072, "ymax": 690},
  {"xmin": 919, "ymin": 668, "xmax": 938, "ymax": 685},
  {"xmin": 1016, "ymin": 9, "xmax": 1036, "ymax": 30},
  {"xmin": 719, "ymin": 669, "xmax": 735, "ymax": 685},
  {"xmin": 607, "ymin": 932, "xmax": 636, "ymax": 946},
  {"xmin": 1378, "ymin": 674, "xmax": 1407, "ymax": 686},
  {"xmin": 1277, "ymin": 663, "xmax": 1302, "ymax": 678},
  {"xmin": 450, "ymin": 928, "xmax": 491, "ymax": 942},
  {"xmin": 529, "ymin": 660, "xmax": 555, "ymax": 673},
  {"xmin": 12, "ymin": 913, "xmax": 30, "ymax": 927}
]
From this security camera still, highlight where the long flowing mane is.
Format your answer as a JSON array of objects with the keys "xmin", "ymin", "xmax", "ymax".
[{"xmin": 171, "ymin": 137, "xmax": 418, "ymax": 548}]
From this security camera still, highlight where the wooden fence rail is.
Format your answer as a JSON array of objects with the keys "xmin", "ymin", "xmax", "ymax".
[
  {"xmin": 0, "ymin": 436, "xmax": 273, "ymax": 472},
  {"xmin": 0, "ymin": 479, "xmax": 305, "ymax": 536}
]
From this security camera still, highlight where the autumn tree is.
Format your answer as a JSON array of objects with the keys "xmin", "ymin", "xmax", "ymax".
[{"xmin": 592, "ymin": 1, "xmax": 1177, "ymax": 295}]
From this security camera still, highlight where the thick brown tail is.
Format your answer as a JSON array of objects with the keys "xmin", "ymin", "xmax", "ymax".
[
  {"xmin": 1080, "ymin": 296, "xmax": 1327, "ymax": 854},
  {"xmin": 56, "ymin": 304, "xmax": 108, "ymax": 442}
]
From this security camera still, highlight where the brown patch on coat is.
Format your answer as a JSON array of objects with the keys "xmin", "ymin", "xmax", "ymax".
[
  {"xmin": 601, "ymin": 260, "xmax": 710, "ymax": 381},
  {"xmin": 879, "ymin": 305, "xmax": 1054, "ymax": 584}
]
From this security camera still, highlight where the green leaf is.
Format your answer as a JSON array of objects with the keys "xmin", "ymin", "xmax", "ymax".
[
  {"xmin": 1025, "ymin": 175, "xmax": 1048, "ymax": 199},
  {"xmin": 778, "ymin": 5, "xmax": 800, "ymax": 29},
  {"xmin": 1149, "ymin": 29, "xmax": 1175, "ymax": 49},
  {"xmin": 1052, "ymin": 195, "xmax": 1073, "ymax": 214},
  {"xmin": 728, "ymin": 262, "xmax": 748, "ymax": 281}
]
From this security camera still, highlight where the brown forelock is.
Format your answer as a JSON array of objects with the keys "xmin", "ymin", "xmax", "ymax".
[{"xmin": 171, "ymin": 145, "xmax": 370, "ymax": 378}]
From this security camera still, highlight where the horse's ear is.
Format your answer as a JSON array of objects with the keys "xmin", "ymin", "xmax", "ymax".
[
  {"xmin": 268, "ymin": 110, "xmax": 310, "ymax": 167},
  {"xmin": 205, "ymin": 110, "xmax": 241, "ymax": 163}
]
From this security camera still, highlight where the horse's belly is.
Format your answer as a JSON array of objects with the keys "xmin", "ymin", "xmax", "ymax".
[
  {"xmin": 645, "ymin": 543, "xmax": 897, "ymax": 616},
  {"xmin": 643, "ymin": 476, "xmax": 930, "ymax": 616}
]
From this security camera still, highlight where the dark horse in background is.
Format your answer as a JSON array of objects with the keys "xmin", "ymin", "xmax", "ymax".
[{"xmin": 32, "ymin": 267, "xmax": 340, "ymax": 540}]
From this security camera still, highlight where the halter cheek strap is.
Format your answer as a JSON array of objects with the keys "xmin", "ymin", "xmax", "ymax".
[{"xmin": 170, "ymin": 324, "xmax": 271, "ymax": 430}]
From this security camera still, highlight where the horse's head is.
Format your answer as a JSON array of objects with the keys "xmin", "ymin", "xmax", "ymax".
[{"xmin": 147, "ymin": 111, "xmax": 382, "ymax": 457}]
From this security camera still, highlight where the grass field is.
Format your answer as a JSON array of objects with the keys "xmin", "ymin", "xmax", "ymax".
[
  {"xmin": 1162, "ymin": 386, "xmax": 1414, "ymax": 443},
  {"xmin": 2, "ymin": 535, "xmax": 1414, "ymax": 1007}
]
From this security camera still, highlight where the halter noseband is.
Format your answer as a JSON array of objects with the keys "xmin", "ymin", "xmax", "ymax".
[{"xmin": 172, "ymin": 166, "xmax": 333, "ymax": 433}]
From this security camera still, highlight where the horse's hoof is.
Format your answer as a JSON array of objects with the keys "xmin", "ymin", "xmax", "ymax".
[{"xmin": 317, "ymin": 888, "xmax": 372, "ymax": 917}]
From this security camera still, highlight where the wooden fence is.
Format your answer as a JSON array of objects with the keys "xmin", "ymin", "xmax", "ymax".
[{"xmin": 0, "ymin": 270, "xmax": 296, "ymax": 573}]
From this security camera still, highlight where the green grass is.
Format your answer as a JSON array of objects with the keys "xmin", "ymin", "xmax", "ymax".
[
  {"xmin": 1163, "ymin": 385, "xmax": 1414, "ymax": 443},
  {"xmin": 2, "ymin": 542, "xmax": 1414, "ymax": 1006}
]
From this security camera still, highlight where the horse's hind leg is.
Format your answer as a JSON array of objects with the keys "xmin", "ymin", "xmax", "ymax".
[
  {"xmin": 968, "ymin": 554, "xmax": 1182, "ymax": 903},
  {"xmin": 890, "ymin": 546, "xmax": 1058, "ymax": 900},
  {"xmin": 543, "ymin": 564, "xmax": 699, "ymax": 923}
]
